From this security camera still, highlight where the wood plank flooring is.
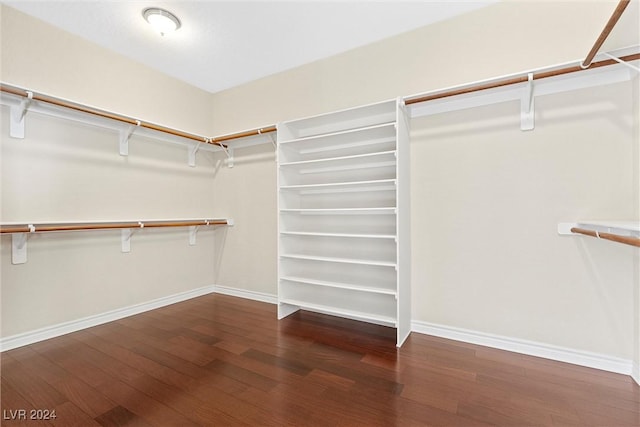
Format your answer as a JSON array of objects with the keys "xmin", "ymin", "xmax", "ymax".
[{"xmin": 1, "ymin": 293, "xmax": 639, "ymax": 426}]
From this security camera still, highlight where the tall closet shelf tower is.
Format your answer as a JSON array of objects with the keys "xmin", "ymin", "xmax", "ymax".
[{"xmin": 276, "ymin": 99, "xmax": 411, "ymax": 346}]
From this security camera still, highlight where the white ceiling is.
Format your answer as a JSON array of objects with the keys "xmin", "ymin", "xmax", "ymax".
[{"xmin": 4, "ymin": 1, "xmax": 496, "ymax": 94}]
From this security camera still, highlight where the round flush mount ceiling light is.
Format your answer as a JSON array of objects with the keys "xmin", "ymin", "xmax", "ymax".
[{"xmin": 142, "ymin": 7, "xmax": 181, "ymax": 36}]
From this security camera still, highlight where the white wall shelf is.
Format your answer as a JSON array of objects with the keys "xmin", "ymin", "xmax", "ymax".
[
  {"xmin": 280, "ymin": 231, "xmax": 396, "ymax": 239},
  {"xmin": 0, "ymin": 85, "xmax": 275, "ymax": 168},
  {"xmin": 280, "ymin": 179, "xmax": 397, "ymax": 194},
  {"xmin": 280, "ymin": 207, "xmax": 396, "ymax": 215},
  {"xmin": 279, "ymin": 150, "xmax": 396, "ymax": 168},
  {"xmin": 278, "ymin": 299, "xmax": 397, "ymax": 326},
  {"xmin": 1, "ymin": 218, "xmax": 233, "ymax": 264},
  {"xmin": 558, "ymin": 221, "xmax": 639, "ymax": 236},
  {"xmin": 558, "ymin": 221, "xmax": 640, "ymax": 248},
  {"xmin": 280, "ymin": 276, "xmax": 397, "ymax": 295},
  {"xmin": 277, "ymin": 99, "xmax": 411, "ymax": 346},
  {"xmin": 280, "ymin": 254, "xmax": 397, "ymax": 268}
]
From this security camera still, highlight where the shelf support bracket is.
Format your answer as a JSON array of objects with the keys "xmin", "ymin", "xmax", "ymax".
[
  {"xmin": 119, "ymin": 120, "xmax": 141, "ymax": 156},
  {"xmin": 11, "ymin": 224, "xmax": 34, "ymax": 264},
  {"xmin": 220, "ymin": 144, "xmax": 234, "ymax": 168},
  {"xmin": 188, "ymin": 142, "xmax": 202, "ymax": 167},
  {"xmin": 189, "ymin": 224, "xmax": 202, "ymax": 245},
  {"xmin": 267, "ymin": 131, "xmax": 277, "ymax": 149},
  {"xmin": 520, "ymin": 73, "xmax": 535, "ymax": 131},
  {"xmin": 10, "ymin": 91, "xmax": 33, "ymax": 139},
  {"xmin": 121, "ymin": 222, "xmax": 143, "ymax": 252}
]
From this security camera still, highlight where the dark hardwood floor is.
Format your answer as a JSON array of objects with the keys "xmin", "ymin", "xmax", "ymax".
[{"xmin": 1, "ymin": 293, "xmax": 639, "ymax": 426}]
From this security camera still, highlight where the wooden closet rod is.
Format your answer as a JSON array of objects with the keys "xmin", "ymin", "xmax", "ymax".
[
  {"xmin": 0, "ymin": 219, "xmax": 228, "ymax": 234},
  {"xmin": 211, "ymin": 125, "xmax": 277, "ymax": 145},
  {"xmin": 0, "ymin": 84, "xmax": 222, "ymax": 147},
  {"xmin": 404, "ymin": 52, "xmax": 640, "ymax": 106},
  {"xmin": 570, "ymin": 227, "xmax": 640, "ymax": 248},
  {"xmin": 582, "ymin": 0, "xmax": 631, "ymax": 68},
  {"xmin": 0, "ymin": 84, "xmax": 277, "ymax": 146}
]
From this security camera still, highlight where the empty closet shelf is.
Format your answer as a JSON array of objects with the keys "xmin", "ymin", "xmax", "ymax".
[
  {"xmin": 279, "ymin": 207, "xmax": 396, "ymax": 215},
  {"xmin": 279, "ymin": 150, "xmax": 396, "ymax": 167},
  {"xmin": 279, "ymin": 299, "xmax": 397, "ymax": 326},
  {"xmin": 280, "ymin": 253, "xmax": 396, "ymax": 267},
  {"xmin": 278, "ymin": 122, "xmax": 395, "ymax": 146},
  {"xmin": 280, "ymin": 276, "xmax": 397, "ymax": 295},
  {"xmin": 280, "ymin": 231, "xmax": 396, "ymax": 239},
  {"xmin": 0, "ymin": 218, "xmax": 230, "ymax": 234},
  {"xmin": 559, "ymin": 221, "xmax": 640, "ymax": 248},
  {"xmin": 279, "ymin": 179, "xmax": 396, "ymax": 193}
]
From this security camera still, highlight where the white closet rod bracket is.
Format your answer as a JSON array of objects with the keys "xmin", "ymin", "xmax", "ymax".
[
  {"xmin": 602, "ymin": 52, "xmax": 640, "ymax": 73},
  {"xmin": 121, "ymin": 222, "xmax": 144, "ymax": 253},
  {"xmin": 189, "ymin": 225, "xmax": 199, "ymax": 245},
  {"xmin": 119, "ymin": 120, "xmax": 141, "ymax": 156},
  {"xmin": 12, "ymin": 233, "xmax": 28, "ymax": 264},
  {"xmin": 520, "ymin": 73, "xmax": 535, "ymax": 131},
  {"xmin": 9, "ymin": 90, "xmax": 33, "ymax": 139},
  {"xmin": 262, "ymin": 129, "xmax": 277, "ymax": 150},
  {"xmin": 188, "ymin": 142, "xmax": 202, "ymax": 167},
  {"xmin": 222, "ymin": 146, "xmax": 234, "ymax": 168},
  {"xmin": 11, "ymin": 224, "xmax": 34, "ymax": 264}
]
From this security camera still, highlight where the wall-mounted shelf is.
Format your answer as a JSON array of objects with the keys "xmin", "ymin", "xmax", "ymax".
[
  {"xmin": 280, "ymin": 253, "xmax": 397, "ymax": 268},
  {"xmin": 0, "ymin": 83, "xmax": 276, "ymax": 168},
  {"xmin": 1, "ymin": 218, "xmax": 233, "ymax": 264},
  {"xmin": 558, "ymin": 221, "xmax": 640, "ymax": 247},
  {"xmin": 279, "ymin": 231, "xmax": 396, "ymax": 239},
  {"xmin": 280, "ymin": 276, "xmax": 397, "ymax": 295}
]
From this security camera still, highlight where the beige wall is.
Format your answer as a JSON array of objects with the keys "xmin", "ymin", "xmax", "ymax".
[
  {"xmin": 411, "ymin": 81, "xmax": 635, "ymax": 356},
  {"xmin": 211, "ymin": 0, "xmax": 640, "ymax": 360},
  {"xmin": 0, "ymin": 5, "xmax": 219, "ymax": 337}
]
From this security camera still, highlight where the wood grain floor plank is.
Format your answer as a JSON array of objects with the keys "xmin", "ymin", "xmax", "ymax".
[
  {"xmin": 2, "ymin": 293, "xmax": 638, "ymax": 426},
  {"xmin": 94, "ymin": 405, "xmax": 153, "ymax": 427}
]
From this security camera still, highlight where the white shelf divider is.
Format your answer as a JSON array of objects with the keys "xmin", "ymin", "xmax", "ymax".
[
  {"xmin": 280, "ymin": 253, "xmax": 397, "ymax": 268},
  {"xmin": 280, "ymin": 207, "xmax": 396, "ymax": 215},
  {"xmin": 280, "ymin": 231, "xmax": 396, "ymax": 239},
  {"xmin": 279, "ymin": 299, "xmax": 397, "ymax": 326},
  {"xmin": 280, "ymin": 276, "xmax": 397, "ymax": 295}
]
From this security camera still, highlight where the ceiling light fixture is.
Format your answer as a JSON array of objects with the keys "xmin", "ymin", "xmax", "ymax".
[{"xmin": 142, "ymin": 7, "xmax": 181, "ymax": 36}]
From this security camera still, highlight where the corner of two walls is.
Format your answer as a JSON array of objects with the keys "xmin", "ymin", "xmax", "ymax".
[
  {"xmin": 210, "ymin": 0, "xmax": 640, "ymax": 365},
  {"xmin": 0, "ymin": 4, "xmax": 220, "ymax": 339}
]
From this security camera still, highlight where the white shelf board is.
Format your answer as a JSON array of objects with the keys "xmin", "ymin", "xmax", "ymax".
[
  {"xmin": 280, "ymin": 179, "xmax": 396, "ymax": 193},
  {"xmin": 558, "ymin": 221, "xmax": 640, "ymax": 236},
  {"xmin": 281, "ymin": 99, "xmax": 397, "ymax": 138},
  {"xmin": 278, "ymin": 122, "xmax": 395, "ymax": 146},
  {"xmin": 280, "ymin": 231, "xmax": 396, "ymax": 239},
  {"xmin": 280, "ymin": 207, "xmax": 396, "ymax": 215},
  {"xmin": 279, "ymin": 150, "xmax": 396, "ymax": 168},
  {"xmin": 0, "ymin": 217, "xmax": 229, "ymax": 226},
  {"xmin": 280, "ymin": 253, "xmax": 397, "ymax": 268},
  {"xmin": 280, "ymin": 276, "xmax": 397, "ymax": 295},
  {"xmin": 1, "ymin": 93, "xmax": 221, "ymax": 154},
  {"xmin": 278, "ymin": 298, "xmax": 397, "ymax": 326}
]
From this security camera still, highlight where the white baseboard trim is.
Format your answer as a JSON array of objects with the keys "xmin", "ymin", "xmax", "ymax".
[
  {"xmin": 212, "ymin": 285, "xmax": 277, "ymax": 304},
  {"xmin": 633, "ymin": 362, "xmax": 640, "ymax": 385},
  {"xmin": 3, "ymin": 285, "xmax": 632, "ymax": 381},
  {"xmin": 411, "ymin": 320, "xmax": 633, "ymax": 376},
  {"xmin": 0, "ymin": 285, "xmax": 216, "ymax": 352}
]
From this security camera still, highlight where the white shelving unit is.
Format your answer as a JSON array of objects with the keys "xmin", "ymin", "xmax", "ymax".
[{"xmin": 276, "ymin": 99, "xmax": 411, "ymax": 346}]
